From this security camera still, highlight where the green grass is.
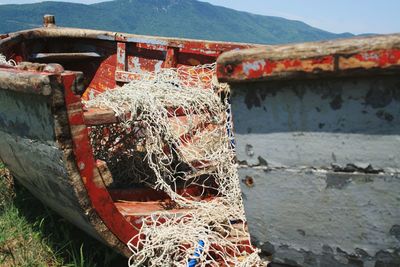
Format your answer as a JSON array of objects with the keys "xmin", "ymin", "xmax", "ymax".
[{"xmin": 0, "ymin": 162, "xmax": 127, "ymax": 267}]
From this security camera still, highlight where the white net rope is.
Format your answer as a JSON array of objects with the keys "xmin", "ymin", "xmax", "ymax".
[
  {"xmin": 84, "ymin": 63, "xmax": 263, "ymax": 267},
  {"xmin": 0, "ymin": 54, "xmax": 16, "ymax": 66}
]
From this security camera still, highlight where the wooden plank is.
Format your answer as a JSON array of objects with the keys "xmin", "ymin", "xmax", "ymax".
[
  {"xmin": 83, "ymin": 107, "xmax": 203, "ymax": 135},
  {"xmin": 217, "ymin": 34, "xmax": 400, "ymax": 82},
  {"xmin": 30, "ymin": 52, "xmax": 102, "ymax": 60},
  {"xmin": 115, "ymin": 201, "xmax": 191, "ymax": 217},
  {"xmin": 108, "ymin": 185, "xmax": 214, "ymax": 202},
  {"xmin": 83, "ymin": 107, "xmax": 118, "ymax": 125},
  {"xmin": 115, "ymin": 70, "xmax": 142, "ymax": 83},
  {"xmin": 0, "ymin": 67, "xmax": 56, "ymax": 95},
  {"xmin": 164, "ymin": 47, "xmax": 178, "ymax": 68},
  {"xmin": 116, "ymin": 42, "xmax": 126, "ymax": 71},
  {"xmin": 96, "ymin": 160, "xmax": 114, "ymax": 187},
  {"xmin": 83, "ymin": 107, "xmax": 220, "ymax": 169},
  {"xmin": 82, "ymin": 54, "xmax": 117, "ymax": 100}
]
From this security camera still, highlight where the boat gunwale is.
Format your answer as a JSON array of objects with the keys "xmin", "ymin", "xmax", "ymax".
[
  {"xmin": 0, "ymin": 26, "xmax": 261, "ymax": 52},
  {"xmin": 217, "ymin": 33, "xmax": 400, "ymax": 83}
]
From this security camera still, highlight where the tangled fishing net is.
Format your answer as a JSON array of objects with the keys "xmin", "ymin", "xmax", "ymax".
[
  {"xmin": 0, "ymin": 54, "xmax": 16, "ymax": 66},
  {"xmin": 84, "ymin": 63, "xmax": 264, "ymax": 266}
]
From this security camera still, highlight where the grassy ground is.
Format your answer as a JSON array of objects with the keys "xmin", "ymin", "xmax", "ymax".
[{"xmin": 0, "ymin": 162, "xmax": 128, "ymax": 267}]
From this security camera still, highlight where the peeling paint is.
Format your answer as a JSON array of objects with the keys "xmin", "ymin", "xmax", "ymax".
[
  {"xmin": 330, "ymin": 95, "xmax": 343, "ymax": 110},
  {"xmin": 239, "ymin": 167, "xmax": 400, "ymax": 266},
  {"xmin": 243, "ymin": 60, "xmax": 266, "ymax": 76},
  {"xmin": 376, "ymin": 110, "xmax": 394, "ymax": 122},
  {"xmin": 390, "ymin": 225, "xmax": 400, "ymax": 241},
  {"xmin": 154, "ymin": 61, "xmax": 163, "ymax": 72},
  {"xmin": 125, "ymin": 37, "xmax": 168, "ymax": 47},
  {"xmin": 130, "ymin": 57, "xmax": 142, "ymax": 73},
  {"xmin": 230, "ymin": 74, "xmax": 400, "ymax": 266}
]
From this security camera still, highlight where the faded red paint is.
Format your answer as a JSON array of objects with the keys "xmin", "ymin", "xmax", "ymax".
[
  {"xmin": 137, "ymin": 42, "xmax": 167, "ymax": 51},
  {"xmin": 311, "ymin": 56, "xmax": 334, "ymax": 65},
  {"xmin": 82, "ymin": 55, "xmax": 117, "ymax": 100},
  {"xmin": 217, "ymin": 48, "xmax": 400, "ymax": 82},
  {"xmin": 11, "ymin": 31, "xmax": 258, "ymax": 251},
  {"xmin": 115, "ymin": 70, "xmax": 138, "ymax": 83},
  {"xmin": 81, "ymin": 35, "xmax": 254, "ymax": 91},
  {"xmin": 127, "ymin": 56, "xmax": 163, "ymax": 73},
  {"xmin": 353, "ymin": 49, "xmax": 400, "ymax": 67},
  {"xmin": 116, "ymin": 42, "xmax": 126, "ymax": 71},
  {"xmin": 64, "ymin": 72, "xmax": 140, "ymax": 244},
  {"xmin": 283, "ymin": 59, "xmax": 302, "ymax": 69},
  {"xmin": 178, "ymin": 52, "xmax": 216, "ymax": 67},
  {"xmin": 219, "ymin": 55, "xmax": 335, "ymax": 81},
  {"xmin": 163, "ymin": 47, "xmax": 178, "ymax": 68},
  {"xmin": 68, "ymin": 111, "xmax": 84, "ymax": 126},
  {"xmin": 169, "ymin": 40, "xmax": 254, "ymax": 55}
]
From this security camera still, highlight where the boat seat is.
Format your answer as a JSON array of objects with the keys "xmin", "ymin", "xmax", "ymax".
[
  {"xmin": 30, "ymin": 52, "xmax": 102, "ymax": 61},
  {"xmin": 16, "ymin": 62, "xmax": 65, "ymax": 73},
  {"xmin": 115, "ymin": 201, "xmax": 191, "ymax": 217}
]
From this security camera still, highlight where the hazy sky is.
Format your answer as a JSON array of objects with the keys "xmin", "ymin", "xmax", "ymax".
[{"xmin": 0, "ymin": 0, "xmax": 399, "ymax": 34}]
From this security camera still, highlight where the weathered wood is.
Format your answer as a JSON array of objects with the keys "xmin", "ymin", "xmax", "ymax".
[
  {"xmin": 96, "ymin": 160, "xmax": 114, "ymax": 187},
  {"xmin": 0, "ymin": 77, "xmax": 129, "ymax": 255},
  {"xmin": 43, "ymin": 14, "xmax": 56, "ymax": 28},
  {"xmin": 83, "ymin": 108, "xmax": 204, "ymax": 138},
  {"xmin": 0, "ymin": 68, "xmax": 54, "ymax": 95},
  {"xmin": 240, "ymin": 166, "xmax": 400, "ymax": 266},
  {"xmin": 115, "ymin": 70, "xmax": 142, "ymax": 83},
  {"xmin": 83, "ymin": 107, "xmax": 211, "ymax": 163},
  {"xmin": 1, "ymin": 26, "xmax": 259, "ymax": 101},
  {"xmin": 63, "ymin": 72, "xmax": 141, "ymax": 246},
  {"xmin": 1, "ymin": 27, "xmax": 257, "ymax": 54},
  {"xmin": 0, "ymin": 23, "xmax": 258, "ymax": 258},
  {"xmin": 225, "ymin": 34, "xmax": 400, "ymax": 266},
  {"xmin": 115, "ymin": 201, "xmax": 191, "ymax": 217},
  {"xmin": 164, "ymin": 47, "xmax": 178, "ymax": 68},
  {"xmin": 108, "ymin": 186, "xmax": 207, "ymax": 202},
  {"xmin": 116, "ymin": 43, "xmax": 126, "ymax": 72},
  {"xmin": 31, "ymin": 52, "xmax": 102, "ymax": 60},
  {"xmin": 217, "ymin": 34, "xmax": 400, "ymax": 82},
  {"xmin": 84, "ymin": 108, "xmax": 118, "ymax": 125},
  {"xmin": 16, "ymin": 62, "xmax": 65, "ymax": 73}
]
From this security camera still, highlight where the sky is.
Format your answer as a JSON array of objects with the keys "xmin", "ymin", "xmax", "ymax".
[{"xmin": 0, "ymin": 0, "xmax": 399, "ymax": 35}]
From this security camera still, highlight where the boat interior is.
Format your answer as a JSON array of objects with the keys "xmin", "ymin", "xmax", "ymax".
[{"xmin": 0, "ymin": 27, "xmax": 255, "ymax": 247}]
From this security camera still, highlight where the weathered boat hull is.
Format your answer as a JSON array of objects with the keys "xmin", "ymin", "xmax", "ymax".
[
  {"xmin": 0, "ymin": 22, "xmax": 257, "ymax": 256},
  {"xmin": 217, "ymin": 35, "xmax": 400, "ymax": 266},
  {"xmin": 0, "ymin": 68, "xmax": 128, "ymax": 253}
]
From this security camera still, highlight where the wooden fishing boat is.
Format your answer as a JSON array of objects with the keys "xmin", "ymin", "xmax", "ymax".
[
  {"xmin": 217, "ymin": 34, "xmax": 400, "ymax": 266},
  {"xmin": 0, "ymin": 15, "xmax": 259, "ymax": 257}
]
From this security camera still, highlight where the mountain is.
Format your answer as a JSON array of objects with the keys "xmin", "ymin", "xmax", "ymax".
[{"xmin": 0, "ymin": 0, "xmax": 354, "ymax": 44}]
